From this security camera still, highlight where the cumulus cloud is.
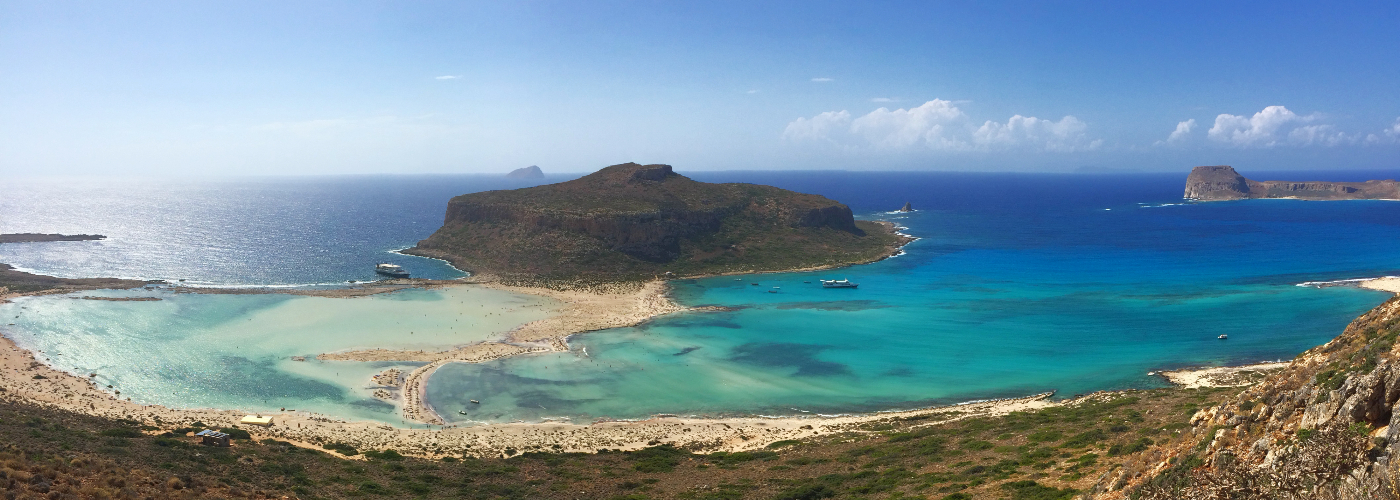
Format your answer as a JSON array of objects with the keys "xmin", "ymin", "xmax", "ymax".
[
  {"xmin": 435, "ymin": 75, "xmax": 462, "ymax": 80},
  {"xmin": 1366, "ymin": 118, "xmax": 1400, "ymax": 144},
  {"xmin": 811, "ymin": 77, "xmax": 834, "ymax": 82},
  {"xmin": 1166, "ymin": 119, "xmax": 1196, "ymax": 143},
  {"xmin": 783, "ymin": 99, "xmax": 1102, "ymax": 152},
  {"xmin": 1201, "ymin": 105, "xmax": 1362, "ymax": 147}
]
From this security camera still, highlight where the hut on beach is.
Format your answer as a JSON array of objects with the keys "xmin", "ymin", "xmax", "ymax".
[{"xmin": 195, "ymin": 429, "xmax": 230, "ymax": 447}]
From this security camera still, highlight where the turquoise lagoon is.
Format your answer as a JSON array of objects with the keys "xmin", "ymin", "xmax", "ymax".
[
  {"xmin": 426, "ymin": 207, "xmax": 1394, "ymax": 423},
  {"xmin": 3, "ymin": 172, "xmax": 1399, "ymax": 425},
  {"xmin": 0, "ymin": 286, "xmax": 557, "ymax": 424}
]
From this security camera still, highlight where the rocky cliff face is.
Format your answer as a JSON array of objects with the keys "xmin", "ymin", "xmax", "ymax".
[
  {"xmin": 1101, "ymin": 295, "xmax": 1400, "ymax": 499},
  {"xmin": 409, "ymin": 163, "xmax": 908, "ymax": 281},
  {"xmin": 1184, "ymin": 166, "xmax": 1253, "ymax": 200},
  {"xmin": 1185, "ymin": 165, "xmax": 1400, "ymax": 201}
]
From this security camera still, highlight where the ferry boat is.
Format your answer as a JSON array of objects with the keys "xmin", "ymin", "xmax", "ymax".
[
  {"xmin": 821, "ymin": 279, "xmax": 858, "ymax": 289},
  {"xmin": 375, "ymin": 263, "xmax": 409, "ymax": 278}
]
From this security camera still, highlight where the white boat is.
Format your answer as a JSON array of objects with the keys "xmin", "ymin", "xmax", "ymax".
[
  {"xmin": 375, "ymin": 263, "xmax": 409, "ymax": 278},
  {"xmin": 1218, "ymin": 334, "xmax": 1228, "ymax": 340},
  {"xmin": 821, "ymin": 279, "xmax": 858, "ymax": 289}
]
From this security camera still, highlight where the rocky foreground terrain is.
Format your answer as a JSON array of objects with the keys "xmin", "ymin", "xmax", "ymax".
[
  {"xmin": 408, "ymin": 162, "xmax": 910, "ymax": 283},
  {"xmin": 1099, "ymin": 295, "xmax": 1400, "ymax": 499},
  {"xmin": 1184, "ymin": 165, "xmax": 1400, "ymax": 201}
]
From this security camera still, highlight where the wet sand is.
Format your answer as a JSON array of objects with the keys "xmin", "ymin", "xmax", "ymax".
[{"xmin": 316, "ymin": 279, "xmax": 687, "ymax": 424}]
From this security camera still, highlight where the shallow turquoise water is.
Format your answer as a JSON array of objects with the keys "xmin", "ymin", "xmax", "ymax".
[
  {"xmin": 425, "ymin": 195, "xmax": 1400, "ymax": 423},
  {"xmin": 3, "ymin": 172, "xmax": 1399, "ymax": 424},
  {"xmin": 0, "ymin": 286, "xmax": 557, "ymax": 424}
]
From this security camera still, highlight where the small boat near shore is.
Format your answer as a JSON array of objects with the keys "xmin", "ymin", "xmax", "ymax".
[
  {"xmin": 820, "ymin": 279, "xmax": 858, "ymax": 289},
  {"xmin": 375, "ymin": 263, "xmax": 409, "ymax": 278}
]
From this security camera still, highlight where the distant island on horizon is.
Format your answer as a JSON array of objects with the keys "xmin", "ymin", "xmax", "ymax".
[
  {"xmin": 406, "ymin": 162, "xmax": 912, "ymax": 283},
  {"xmin": 1184, "ymin": 165, "xmax": 1400, "ymax": 201},
  {"xmin": 506, "ymin": 165, "xmax": 545, "ymax": 179}
]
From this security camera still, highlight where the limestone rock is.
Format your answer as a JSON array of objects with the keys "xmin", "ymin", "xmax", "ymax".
[{"xmin": 1184, "ymin": 165, "xmax": 1400, "ymax": 201}]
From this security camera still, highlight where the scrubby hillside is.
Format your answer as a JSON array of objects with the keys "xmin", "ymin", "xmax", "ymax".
[
  {"xmin": 0, "ymin": 384, "xmax": 1225, "ymax": 499},
  {"xmin": 407, "ymin": 163, "xmax": 910, "ymax": 282},
  {"xmin": 1102, "ymin": 295, "xmax": 1400, "ymax": 499}
]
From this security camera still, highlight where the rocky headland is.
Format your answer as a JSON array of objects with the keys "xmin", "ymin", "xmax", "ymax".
[
  {"xmin": 1184, "ymin": 165, "xmax": 1400, "ymax": 201},
  {"xmin": 406, "ymin": 162, "xmax": 912, "ymax": 283}
]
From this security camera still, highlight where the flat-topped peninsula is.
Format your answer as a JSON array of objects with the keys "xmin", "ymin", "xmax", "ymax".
[
  {"xmin": 1184, "ymin": 165, "xmax": 1400, "ymax": 201},
  {"xmin": 407, "ymin": 162, "xmax": 912, "ymax": 282}
]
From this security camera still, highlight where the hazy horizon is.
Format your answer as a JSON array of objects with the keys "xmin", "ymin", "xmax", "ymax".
[{"xmin": 3, "ymin": 1, "xmax": 1397, "ymax": 176}]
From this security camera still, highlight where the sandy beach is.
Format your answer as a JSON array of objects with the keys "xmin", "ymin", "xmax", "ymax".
[
  {"xmin": 1157, "ymin": 361, "xmax": 1290, "ymax": 389},
  {"xmin": 1361, "ymin": 276, "xmax": 1400, "ymax": 294}
]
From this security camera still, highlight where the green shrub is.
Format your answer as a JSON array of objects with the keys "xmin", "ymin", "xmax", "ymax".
[
  {"xmin": 323, "ymin": 442, "xmax": 359, "ymax": 456},
  {"xmin": 960, "ymin": 440, "xmax": 993, "ymax": 451},
  {"xmin": 364, "ymin": 449, "xmax": 404, "ymax": 461},
  {"xmin": 773, "ymin": 484, "xmax": 836, "ymax": 500},
  {"xmin": 99, "ymin": 428, "xmax": 142, "ymax": 438},
  {"xmin": 999, "ymin": 480, "xmax": 1077, "ymax": 500},
  {"xmin": 218, "ymin": 427, "xmax": 251, "ymax": 440},
  {"xmin": 627, "ymin": 445, "xmax": 690, "ymax": 473}
]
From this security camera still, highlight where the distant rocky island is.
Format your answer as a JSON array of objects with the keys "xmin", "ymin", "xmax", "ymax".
[
  {"xmin": 1184, "ymin": 165, "xmax": 1400, "ymax": 201},
  {"xmin": 407, "ymin": 162, "xmax": 911, "ymax": 282},
  {"xmin": 505, "ymin": 165, "xmax": 544, "ymax": 179},
  {"xmin": 0, "ymin": 233, "xmax": 106, "ymax": 243}
]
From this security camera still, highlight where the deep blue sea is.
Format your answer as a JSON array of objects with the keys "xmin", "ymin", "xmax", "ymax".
[{"xmin": 3, "ymin": 170, "xmax": 1399, "ymax": 424}]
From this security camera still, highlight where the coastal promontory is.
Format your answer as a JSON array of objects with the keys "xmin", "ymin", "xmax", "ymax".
[
  {"xmin": 1184, "ymin": 165, "xmax": 1400, "ymax": 201},
  {"xmin": 0, "ymin": 233, "xmax": 105, "ymax": 243},
  {"xmin": 407, "ymin": 162, "xmax": 911, "ymax": 281}
]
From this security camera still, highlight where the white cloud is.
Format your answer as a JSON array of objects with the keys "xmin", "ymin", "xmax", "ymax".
[
  {"xmin": 972, "ymin": 115, "xmax": 1101, "ymax": 152},
  {"xmin": 811, "ymin": 77, "xmax": 834, "ymax": 82},
  {"xmin": 783, "ymin": 99, "xmax": 1101, "ymax": 153},
  {"xmin": 1166, "ymin": 119, "xmax": 1196, "ymax": 143},
  {"xmin": 747, "ymin": 89, "xmax": 760, "ymax": 94},
  {"xmin": 782, "ymin": 110, "xmax": 853, "ymax": 145},
  {"xmin": 435, "ymin": 75, "xmax": 462, "ymax": 80},
  {"xmin": 870, "ymin": 97, "xmax": 898, "ymax": 103},
  {"xmin": 1364, "ymin": 118, "xmax": 1400, "ymax": 145},
  {"xmin": 1204, "ymin": 105, "xmax": 1360, "ymax": 147}
]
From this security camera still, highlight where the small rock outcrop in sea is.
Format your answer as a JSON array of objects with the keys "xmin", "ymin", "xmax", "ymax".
[
  {"xmin": 506, "ymin": 165, "xmax": 545, "ymax": 179},
  {"xmin": 897, "ymin": 202, "xmax": 912, "ymax": 212},
  {"xmin": 0, "ymin": 233, "xmax": 106, "ymax": 244},
  {"xmin": 407, "ymin": 162, "xmax": 912, "ymax": 281},
  {"xmin": 1184, "ymin": 165, "xmax": 1400, "ymax": 201}
]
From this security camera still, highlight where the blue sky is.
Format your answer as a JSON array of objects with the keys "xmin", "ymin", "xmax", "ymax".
[{"xmin": 2, "ymin": 1, "xmax": 1397, "ymax": 175}]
